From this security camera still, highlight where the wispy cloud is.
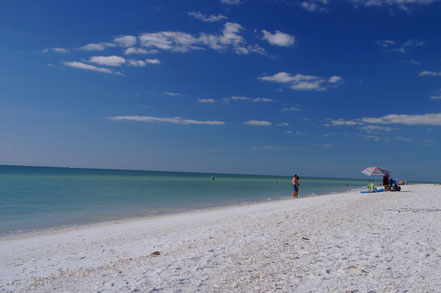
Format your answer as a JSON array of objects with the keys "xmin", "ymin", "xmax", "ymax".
[
  {"xmin": 145, "ymin": 58, "xmax": 160, "ymax": 64},
  {"xmin": 109, "ymin": 115, "xmax": 225, "ymax": 125},
  {"xmin": 314, "ymin": 144, "xmax": 332, "ymax": 148},
  {"xmin": 139, "ymin": 22, "xmax": 265, "ymax": 55},
  {"xmin": 348, "ymin": 0, "xmax": 439, "ymax": 11},
  {"xmin": 361, "ymin": 113, "xmax": 441, "ymax": 125},
  {"xmin": 220, "ymin": 0, "xmax": 241, "ymax": 5},
  {"xmin": 63, "ymin": 61, "xmax": 121, "ymax": 75},
  {"xmin": 403, "ymin": 60, "xmax": 421, "ymax": 65},
  {"xmin": 43, "ymin": 47, "xmax": 69, "ymax": 54},
  {"xmin": 197, "ymin": 98, "xmax": 216, "ymax": 103},
  {"xmin": 281, "ymin": 106, "xmax": 302, "ymax": 111},
  {"xmin": 165, "ymin": 92, "xmax": 183, "ymax": 96},
  {"xmin": 188, "ymin": 11, "xmax": 227, "ymax": 22},
  {"xmin": 113, "ymin": 35, "xmax": 137, "ymax": 47},
  {"xmin": 124, "ymin": 48, "xmax": 149, "ymax": 55},
  {"xmin": 127, "ymin": 60, "xmax": 146, "ymax": 67},
  {"xmin": 251, "ymin": 145, "xmax": 292, "ymax": 150},
  {"xmin": 244, "ymin": 120, "xmax": 272, "ymax": 126},
  {"xmin": 429, "ymin": 89, "xmax": 441, "ymax": 100},
  {"xmin": 262, "ymin": 30, "xmax": 295, "ymax": 47},
  {"xmin": 419, "ymin": 70, "xmax": 441, "ymax": 77},
  {"xmin": 329, "ymin": 113, "xmax": 441, "ymax": 126},
  {"xmin": 376, "ymin": 39, "xmax": 424, "ymax": 53},
  {"xmin": 223, "ymin": 96, "xmax": 273, "ymax": 103},
  {"xmin": 89, "ymin": 56, "xmax": 126, "ymax": 66},
  {"xmin": 298, "ymin": 0, "xmax": 329, "ymax": 12},
  {"xmin": 259, "ymin": 72, "xmax": 343, "ymax": 91},
  {"xmin": 359, "ymin": 125, "xmax": 392, "ymax": 132},
  {"xmin": 80, "ymin": 43, "xmax": 106, "ymax": 51}
]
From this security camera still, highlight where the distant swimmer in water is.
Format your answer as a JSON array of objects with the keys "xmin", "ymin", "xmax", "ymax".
[{"xmin": 211, "ymin": 176, "xmax": 215, "ymax": 180}]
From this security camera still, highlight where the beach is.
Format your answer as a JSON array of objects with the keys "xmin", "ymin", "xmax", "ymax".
[{"xmin": 1, "ymin": 184, "xmax": 440, "ymax": 292}]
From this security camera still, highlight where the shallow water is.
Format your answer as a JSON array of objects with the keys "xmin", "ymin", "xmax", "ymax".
[{"xmin": 0, "ymin": 165, "xmax": 367, "ymax": 232}]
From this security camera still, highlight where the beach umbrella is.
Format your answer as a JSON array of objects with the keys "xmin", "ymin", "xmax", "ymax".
[{"xmin": 361, "ymin": 167, "xmax": 390, "ymax": 187}]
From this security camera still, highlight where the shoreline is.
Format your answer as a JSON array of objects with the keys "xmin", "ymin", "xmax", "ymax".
[
  {"xmin": 0, "ymin": 186, "xmax": 361, "ymax": 239},
  {"xmin": 1, "ymin": 184, "xmax": 440, "ymax": 292}
]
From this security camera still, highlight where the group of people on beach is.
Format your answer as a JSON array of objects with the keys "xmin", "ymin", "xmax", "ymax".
[{"xmin": 382, "ymin": 174, "xmax": 403, "ymax": 191}]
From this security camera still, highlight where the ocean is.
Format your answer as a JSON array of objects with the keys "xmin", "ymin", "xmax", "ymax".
[{"xmin": 0, "ymin": 165, "xmax": 367, "ymax": 233}]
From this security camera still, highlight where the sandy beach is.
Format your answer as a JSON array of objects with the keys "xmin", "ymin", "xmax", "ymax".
[{"xmin": 1, "ymin": 184, "xmax": 440, "ymax": 292}]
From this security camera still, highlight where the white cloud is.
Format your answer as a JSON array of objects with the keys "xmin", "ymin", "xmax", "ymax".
[
  {"xmin": 43, "ymin": 47, "xmax": 69, "ymax": 54},
  {"xmin": 223, "ymin": 96, "xmax": 273, "ymax": 103},
  {"xmin": 314, "ymin": 144, "xmax": 332, "ymax": 148},
  {"xmin": 223, "ymin": 96, "xmax": 249, "ymax": 102},
  {"xmin": 53, "ymin": 47, "xmax": 69, "ymax": 53},
  {"xmin": 259, "ymin": 72, "xmax": 342, "ymax": 91},
  {"xmin": 197, "ymin": 98, "xmax": 216, "ymax": 103},
  {"xmin": 139, "ymin": 31, "xmax": 200, "ymax": 52},
  {"xmin": 403, "ymin": 60, "xmax": 421, "ymax": 65},
  {"xmin": 251, "ymin": 145, "xmax": 292, "ymax": 150},
  {"xmin": 124, "ymin": 47, "xmax": 149, "ymax": 55},
  {"xmin": 331, "ymin": 113, "xmax": 441, "ymax": 126},
  {"xmin": 328, "ymin": 76, "xmax": 342, "ymax": 83},
  {"xmin": 113, "ymin": 35, "xmax": 137, "ymax": 47},
  {"xmin": 348, "ymin": 0, "xmax": 439, "ymax": 10},
  {"xmin": 109, "ymin": 115, "xmax": 225, "ymax": 125},
  {"xmin": 63, "ymin": 61, "xmax": 116, "ymax": 74},
  {"xmin": 359, "ymin": 125, "xmax": 392, "ymax": 132},
  {"xmin": 252, "ymin": 97, "xmax": 273, "ymax": 102},
  {"xmin": 139, "ymin": 22, "xmax": 264, "ymax": 55},
  {"xmin": 244, "ymin": 120, "xmax": 272, "ymax": 126},
  {"xmin": 127, "ymin": 60, "xmax": 146, "ymax": 67},
  {"xmin": 262, "ymin": 30, "xmax": 295, "ymax": 47},
  {"xmin": 220, "ymin": 0, "xmax": 241, "ymax": 5},
  {"xmin": 145, "ymin": 58, "xmax": 160, "ymax": 64},
  {"xmin": 419, "ymin": 70, "xmax": 441, "ymax": 77},
  {"xmin": 429, "ymin": 89, "xmax": 441, "ymax": 100},
  {"xmin": 329, "ymin": 119, "xmax": 361, "ymax": 126},
  {"xmin": 89, "ymin": 56, "xmax": 126, "ymax": 66},
  {"xmin": 188, "ymin": 11, "xmax": 227, "ymax": 22},
  {"xmin": 165, "ymin": 92, "xmax": 182, "ymax": 96},
  {"xmin": 296, "ymin": 131, "xmax": 308, "ymax": 135},
  {"xmin": 298, "ymin": 0, "xmax": 329, "ymax": 12},
  {"xmin": 80, "ymin": 43, "xmax": 106, "ymax": 51},
  {"xmin": 281, "ymin": 106, "xmax": 302, "ymax": 111},
  {"xmin": 377, "ymin": 39, "xmax": 424, "ymax": 53},
  {"xmin": 277, "ymin": 122, "xmax": 290, "ymax": 126},
  {"xmin": 361, "ymin": 113, "xmax": 441, "ymax": 125}
]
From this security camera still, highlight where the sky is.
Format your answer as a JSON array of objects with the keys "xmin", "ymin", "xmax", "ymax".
[{"xmin": 1, "ymin": 0, "xmax": 441, "ymax": 181}]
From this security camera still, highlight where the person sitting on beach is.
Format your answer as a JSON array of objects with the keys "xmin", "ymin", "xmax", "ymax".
[{"xmin": 292, "ymin": 175, "xmax": 299, "ymax": 199}]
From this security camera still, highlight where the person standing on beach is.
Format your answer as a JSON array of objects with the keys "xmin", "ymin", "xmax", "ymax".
[
  {"xmin": 292, "ymin": 175, "xmax": 299, "ymax": 198},
  {"xmin": 383, "ymin": 174, "xmax": 389, "ymax": 191}
]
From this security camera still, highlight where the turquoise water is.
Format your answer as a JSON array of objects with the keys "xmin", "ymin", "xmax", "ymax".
[{"xmin": 0, "ymin": 165, "xmax": 367, "ymax": 233}]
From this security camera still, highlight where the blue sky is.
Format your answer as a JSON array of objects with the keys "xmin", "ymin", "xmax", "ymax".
[{"xmin": 1, "ymin": 0, "xmax": 441, "ymax": 181}]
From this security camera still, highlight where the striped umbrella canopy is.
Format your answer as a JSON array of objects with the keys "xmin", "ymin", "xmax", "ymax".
[{"xmin": 361, "ymin": 167, "xmax": 390, "ymax": 177}]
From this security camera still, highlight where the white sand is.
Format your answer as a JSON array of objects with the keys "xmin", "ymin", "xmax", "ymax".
[{"xmin": 1, "ymin": 184, "xmax": 441, "ymax": 292}]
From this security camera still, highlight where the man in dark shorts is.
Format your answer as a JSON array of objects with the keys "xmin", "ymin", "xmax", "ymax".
[{"xmin": 292, "ymin": 175, "xmax": 299, "ymax": 198}]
